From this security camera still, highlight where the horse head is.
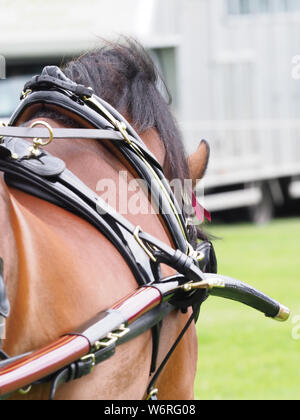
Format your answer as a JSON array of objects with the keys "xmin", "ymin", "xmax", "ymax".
[
  {"xmin": 0, "ymin": 39, "xmax": 209, "ymax": 400},
  {"xmin": 0, "ymin": 38, "xmax": 288, "ymax": 401}
]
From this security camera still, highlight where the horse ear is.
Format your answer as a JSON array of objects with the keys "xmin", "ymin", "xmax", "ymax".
[{"xmin": 187, "ymin": 140, "xmax": 210, "ymax": 188}]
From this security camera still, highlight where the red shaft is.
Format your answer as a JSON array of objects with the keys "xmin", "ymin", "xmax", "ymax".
[
  {"xmin": 112, "ymin": 286, "xmax": 162, "ymax": 324},
  {"xmin": 0, "ymin": 335, "xmax": 90, "ymax": 396},
  {"xmin": 0, "ymin": 286, "xmax": 163, "ymax": 397}
]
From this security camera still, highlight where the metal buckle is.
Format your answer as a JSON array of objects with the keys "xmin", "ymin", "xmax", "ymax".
[
  {"xmin": 94, "ymin": 323, "xmax": 130, "ymax": 350},
  {"xmin": 21, "ymin": 89, "xmax": 32, "ymax": 99},
  {"xmin": 94, "ymin": 333, "xmax": 118, "ymax": 350},
  {"xmin": 27, "ymin": 120, "xmax": 54, "ymax": 158},
  {"xmin": 80, "ymin": 353, "xmax": 96, "ymax": 373},
  {"xmin": 133, "ymin": 226, "xmax": 157, "ymax": 262},
  {"xmin": 111, "ymin": 324, "xmax": 130, "ymax": 339},
  {"xmin": 18, "ymin": 385, "xmax": 32, "ymax": 395},
  {"xmin": 146, "ymin": 388, "xmax": 158, "ymax": 400}
]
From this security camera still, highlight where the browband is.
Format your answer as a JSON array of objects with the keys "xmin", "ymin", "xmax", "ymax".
[{"xmin": 0, "ymin": 126, "xmax": 163, "ymax": 171}]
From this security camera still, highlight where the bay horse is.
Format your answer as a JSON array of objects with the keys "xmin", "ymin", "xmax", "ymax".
[{"xmin": 0, "ymin": 40, "xmax": 210, "ymax": 400}]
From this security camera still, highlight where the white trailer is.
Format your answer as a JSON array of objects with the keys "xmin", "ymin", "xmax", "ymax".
[
  {"xmin": 177, "ymin": 0, "xmax": 300, "ymax": 222},
  {"xmin": 1, "ymin": 0, "xmax": 300, "ymax": 222}
]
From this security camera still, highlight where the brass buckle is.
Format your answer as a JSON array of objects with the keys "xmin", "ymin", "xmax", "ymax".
[
  {"xmin": 94, "ymin": 333, "xmax": 118, "ymax": 350},
  {"xmin": 80, "ymin": 353, "xmax": 96, "ymax": 373},
  {"xmin": 146, "ymin": 388, "xmax": 158, "ymax": 400},
  {"xmin": 27, "ymin": 120, "xmax": 54, "ymax": 158},
  {"xmin": 94, "ymin": 323, "xmax": 130, "ymax": 350},
  {"xmin": 18, "ymin": 385, "xmax": 32, "ymax": 395},
  {"xmin": 134, "ymin": 226, "xmax": 157, "ymax": 262},
  {"xmin": 21, "ymin": 89, "xmax": 32, "ymax": 99},
  {"xmin": 111, "ymin": 324, "xmax": 130, "ymax": 339}
]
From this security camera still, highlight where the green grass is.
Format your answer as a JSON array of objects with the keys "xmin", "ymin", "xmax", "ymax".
[{"xmin": 194, "ymin": 218, "xmax": 300, "ymax": 400}]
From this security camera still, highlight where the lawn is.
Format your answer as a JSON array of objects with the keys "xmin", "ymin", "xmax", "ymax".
[{"xmin": 194, "ymin": 218, "xmax": 300, "ymax": 400}]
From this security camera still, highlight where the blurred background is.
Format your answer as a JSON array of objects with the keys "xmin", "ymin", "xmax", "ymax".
[{"xmin": 0, "ymin": 0, "xmax": 299, "ymax": 400}]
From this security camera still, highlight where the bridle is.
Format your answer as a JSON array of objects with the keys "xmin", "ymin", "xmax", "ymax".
[{"xmin": 0, "ymin": 67, "xmax": 290, "ymax": 400}]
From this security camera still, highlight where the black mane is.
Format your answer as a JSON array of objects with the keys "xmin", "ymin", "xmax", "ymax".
[{"xmin": 63, "ymin": 38, "xmax": 189, "ymax": 183}]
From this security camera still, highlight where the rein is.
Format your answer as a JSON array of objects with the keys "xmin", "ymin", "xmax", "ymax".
[{"xmin": 0, "ymin": 67, "xmax": 290, "ymax": 400}]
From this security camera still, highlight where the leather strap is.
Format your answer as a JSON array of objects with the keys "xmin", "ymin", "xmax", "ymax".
[
  {"xmin": 2, "ymin": 157, "xmax": 202, "ymax": 285},
  {"xmin": 147, "ymin": 311, "xmax": 196, "ymax": 400},
  {"xmin": 0, "ymin": 126, "xmax": 135, "ymax": 140},
  {"xmin": 0, "ymin": 126, "xmax": 162, "ymax": 171},
  {"xmin": 23, "ymin": 71, "xmax": 94, "ymax": 99}
]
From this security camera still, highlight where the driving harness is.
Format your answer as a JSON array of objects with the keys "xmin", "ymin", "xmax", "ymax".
[{"xmin": 0, "ymin": 67, "xmax": 217, "ymax": 399}]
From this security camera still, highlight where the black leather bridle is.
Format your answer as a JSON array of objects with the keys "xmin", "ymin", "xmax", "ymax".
[
  {"xmin": 0, "ymin": 66, "xmax": 215, "ymax": 398},
  {"xmin": 0, "ymin": 67, "xmax": 289, "ymax": 400}
]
